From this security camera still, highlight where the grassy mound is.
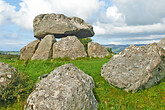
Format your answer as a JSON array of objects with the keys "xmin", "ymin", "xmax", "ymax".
[{"xmin": 0, "ymin": 55, "xmax": 164, "ymax": 110}]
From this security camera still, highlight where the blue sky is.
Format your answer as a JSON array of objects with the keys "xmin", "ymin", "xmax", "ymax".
[{"xmin": 1, "ymin": 0, "xmax": 165, "ymax": 51}]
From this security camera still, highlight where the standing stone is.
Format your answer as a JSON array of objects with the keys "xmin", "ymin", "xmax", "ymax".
[
  {"xmin": 20, "ymin": 40, "xmax": 40, "ymax": 60},
  {"xmin": 101, "ymin": 43, "xmax": 165, "ymax": 93},
  {"xmin": 25, "ymin": 64, "xmax": 97, "ymax": 110},
  {"xmin": 88, "ymin": 42, "xmax": 109, "ymax": 58},
  {"xmin": 53, "ymin": 36, "xmax": 87, "ymax": 59},
  {"xmin": 33, "ymin": 13, "xmax": 94, "ymax": 39},
  {"xmin": 157, "ymin": 37, "xmax": 165, "ymax": 50},
  {"xmin": 0, "ymin": 62, "xmax": 18, "ymax": 87},
  {"xmin": 31, "ymin": 35, "xmax": 56, "ymax": 60}
]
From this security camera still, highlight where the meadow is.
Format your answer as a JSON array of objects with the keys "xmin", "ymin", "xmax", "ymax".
[{"xmin": 0, "ymin": 54, "xmax": 164, "ymax": 110}]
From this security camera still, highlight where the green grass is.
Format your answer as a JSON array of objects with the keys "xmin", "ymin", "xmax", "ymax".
[{"xmin": 0, "ymin": 55, "xmax": 165, "ymax": 110}]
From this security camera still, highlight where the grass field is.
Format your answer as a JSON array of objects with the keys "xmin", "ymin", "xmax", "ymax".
[{"xmin": 0, "ymin": 54, "xmax": 165, "ymax": 110}]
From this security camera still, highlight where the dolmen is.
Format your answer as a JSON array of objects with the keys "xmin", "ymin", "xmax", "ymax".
[{"xmin": 20, "ymin": 13, "xmax": 109, "ymax": 60}]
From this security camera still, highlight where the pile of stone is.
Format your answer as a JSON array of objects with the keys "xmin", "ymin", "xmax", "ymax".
[{"xmin": 20, "ymin": 13, "xmax": 109, "ymax": 60}]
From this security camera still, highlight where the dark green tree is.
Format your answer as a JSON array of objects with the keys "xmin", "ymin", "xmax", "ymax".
[
  {"xmin": 106, "ymin": 48, "xmax": 113, "ymax": 53},
  {"xmin": 79, "ymin": 38, "xmax": 92, "ymax": 52}
]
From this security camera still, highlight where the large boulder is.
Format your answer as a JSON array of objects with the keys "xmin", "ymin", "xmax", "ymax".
[
  {"xmin": 157, "ymin": 37, "xmax": 165, "ymax": 50},
  {"xmin": 31, "ymin": 35, "xmax": 56, "ymax": 60},
  {"xmin": 53, "ymin": 36, "xmax": 87, "ymax": 59},
  {"xmin": 25, "ymin": 64, "xmax": 97, "ymax": 110},
  {"xmin": 88, "ymin": 42, "xmax": 109, "ymax": 58},
  {"xmin": 101, "ymin": 44, "xmax": 165, "ymax": 93},
  {"xmin": 0, "ymin": 62, "xmax": 18, "ymax": 87},
  {"xmin": 20, "ymin": 40, "xmax": 40, "ymax": 60},
  {"xmin": 33, "ymin": 13, "xmax": 94, "ymax": 39}
]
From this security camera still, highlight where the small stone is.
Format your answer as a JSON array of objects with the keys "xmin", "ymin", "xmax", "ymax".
[
  {"xmin": 0, "ymin": 62, "xmax": 18, "ymax": 87},
  {"xmin": 129, "ymin": 44, "xmax": 135, "ymax": 47},
  {"xmin": 7, "ymin": 75, "xmax": 12, "ymax": 79},
  {"xmin": 0, "ymin": 77, "xmax": 5, "ymax": 83},
  {"xmin": 88, "ymin": 42, "xmax": 109, "ymax": 58}
]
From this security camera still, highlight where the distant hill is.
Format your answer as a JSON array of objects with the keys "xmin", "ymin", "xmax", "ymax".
[
  {"xmin": 0, "ymin": 51, "xmax": 20, "ymax": 55},
  {"xmin": 103, "ymin": 44, "xmax": 146, "ymax": 53}
]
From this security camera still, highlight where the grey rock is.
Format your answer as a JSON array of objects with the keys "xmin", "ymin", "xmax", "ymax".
[
  {"xmin": 88, "ymin": 42, "xmax": 109, "ymax": 58},
  {"xmin": 0, "ymin": 62, "xmax": 18, "ymax": 87},
  {"xmin": 101, "ymin": 43, "xmax": 165, "ymax": 93},
  {"xmin": 53, "ymin": 36, "xmax": 87, "ymax": 59},
  {"xmin": 25, "ymin": 64, "xmax": 97, "ymax": 110},
  {"xmin": 31, "ymin": 35, "xmax": 56, "ymax": 60},
  {"xmin": 33, "ymin": 13, "xmax": 94, "ymax": 39},
  {"xmin": 157, "ymin": 37, "xmax": 165, "ymax": 50},
  {"xmin": 20, "ymin": 40, "xmax": 40, "ymax": 60}
]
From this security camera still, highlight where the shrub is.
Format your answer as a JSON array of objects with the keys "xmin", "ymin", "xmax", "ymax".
[
  {"xmin": 79, "ymin": 38, "xmax": 92, "ymax": 52},
  {"xmin": 106, "ymin": 48, "xmax": 113, "ymax": 53},
  {"xmin": 0, "ymin": 72, "xmax": 33, "ymax": 104},
  {"xmin": 52, "ymin": 57, "xmax": 72, "ymax": 61}
]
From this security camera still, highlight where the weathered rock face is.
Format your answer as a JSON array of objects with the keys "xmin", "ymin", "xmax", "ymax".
[
  {"xmin": 33, "ymin": 13, "xmax": 94, "ymax": 39},
  {"xmin": 25, "ymin": 64, "xmax": 97, "ymax": 110},
  {"xmin": 88, "ymin": 42, "xmax": 109, "ymax": 58},
  {"xmin": 101, "ymin": 44, "xmax": 165, "ymax": 93},
  {"xmin": 157, "ymin": 37, "xmax": 165, "ymax": 50},
  {"xmin": 0, "ymin": 62, "xmax": 18, "ymax": 87},
  {"xmin": 20, "ymin": 40, "xmax": 40, "ymax": 60},
  {"xmin": 53, "ymin": 36, "xmax": 87, "ymax": 59},
  {"xmin": 31, "ymin": 35, "xmax": 56, "ymax": 60}
]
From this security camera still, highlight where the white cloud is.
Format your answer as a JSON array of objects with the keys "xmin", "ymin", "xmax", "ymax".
[
  {"xmin": 122, "ymin": 35, "xmax": 165, "ymax": 41},
  {"xmin": 10, "ymin": 33, "xmax": 19, "ymax": 38},
  {"xmin": 11, "ymin": 0, "xmax": 104, "ymax": 30},
  {"xmin": 106, "ymin": 39, "xmax": 160, "ymax": 45},
  {"xmin": 111, "ymin": 23, "xmax": 165, "ymax": 34},
  {"xmin": 0, "ymin": 0, "xmax": 16, "ymax": 25},
  {"xmin": 106, "ymin": 6, "xmax": 125, "ymax": 22},
  {"xmin": 94, "ymin": 0, "xmax": 165, "ymax": 38},
  {"xmin": 94, "ymin": 22, "xmax": 165, "ymax": 35},
  {"xmin": 107, "ymin": 41, "xmax": 122, "ymax": 45},
  {"xmin": 133, "ymin": 40, "xmax": 160, "ymax": 44},
  {"xmin": 3, "ymin": 40, "xmax": 26, "ymax": 45},
  {"xmin": 0, "ymin": 40, "xmax": 29, "ymax": 51},
  {"xmin": 113, "ymin": 0, "xmax": 165, "ymax": 25}
]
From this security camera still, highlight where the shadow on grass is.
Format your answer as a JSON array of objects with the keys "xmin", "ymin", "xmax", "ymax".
[{"xmin": 93, "ymin": 89, "xmax": 100, "ymax": 103}]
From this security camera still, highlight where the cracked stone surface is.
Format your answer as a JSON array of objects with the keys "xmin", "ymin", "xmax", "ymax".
[
  {"xmin": 157, "ymin": 37, "xmax": 165, "ymax": 50},
  {"xmin": 31, "ymin": 34, "xmax": 56, "ymax": 60},
  {"xmin": 101, "ymin": 43, "xmax": 165, "ymax": 92},
  {"xmin": 20, "ymin": 40, "xmax": 40, "ymax": 60},
  {"xmin": 33, "ymin": 13, "xmax": 94, "ymax": 39},
  {"xmin": 53, "ymin": 36, "xmax": 87, "ymax": 59},
  {"xmin": 88, "ymin": 42, "xmax": 109, "ymax": 58},
  {"xmin": 25, "ymin": 64, "xmax": 97, "ymax": 110}
]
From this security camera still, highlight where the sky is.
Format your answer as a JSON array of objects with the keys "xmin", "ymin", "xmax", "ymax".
[{"xmin": 1, "ymin": 0, "xmax": 165, "ymax": 51}]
